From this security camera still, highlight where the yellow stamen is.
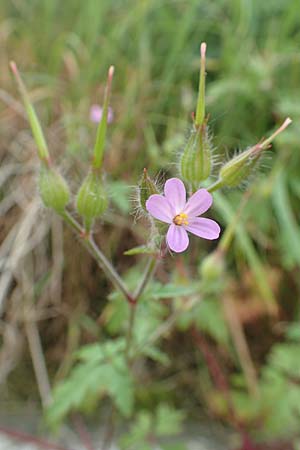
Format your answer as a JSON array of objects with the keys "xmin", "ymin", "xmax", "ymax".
[{"xmin": 173, "ymin": 213, "xmax": 189, "ymax": 226}]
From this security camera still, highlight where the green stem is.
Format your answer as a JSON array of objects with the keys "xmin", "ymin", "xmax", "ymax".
[
  {"xmin": 61, "ymin": 210, "xmax": 160, "ymax": 362},
  {"xmin": 60, "ymin": 211, "xmax": 133, "ymax": 304},
  {"xmin": 207, "ymin": 178, "xmax": 224, "ymax": 193},
  {"xmin": 134, "ymin": 256, "xmax": 158, "ymax": 301},
  {"xmin": 125, "ymin": 256, "xmax": 159, "ymax": 360},
  {"xmin": 125, "ymin": 304, "xmax": 136, "ymax": 361}
]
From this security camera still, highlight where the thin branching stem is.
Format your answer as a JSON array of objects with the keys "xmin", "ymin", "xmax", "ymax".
[
  {"xmin": 134, "ymin": 256, "xmax": 158, "ymax": 301},
  {"xmin": 125, "ymin": 256, "xmax": 159, "ymax": 360},
  {"xmin": 60, "ymin": 211, "xmax": 134, "ymax": 304}
]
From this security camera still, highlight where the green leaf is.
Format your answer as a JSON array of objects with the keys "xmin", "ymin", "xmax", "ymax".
[
  {"xmin": 150, "ymin": 283, "xmax": 199, "ymax": 300},
  {"xmin": 124, "ymin": 245, "xmax": 156, "ymax": 256},
  {"xmin": 142, "ymin": 346, "xmax": 171, "ymax": 366},
  {"xmin": 285, "ymin": 323, "xmax": 300, "ymax": 341},
  {"xmin": 119, "ymin": 411, "xmax": 152, "ymax": 450},
  {"xmin": 160, "ymin": 444, "xmax": 188, "ymax": 450},
  {"xmin": 195, "ymin": 299, "xmax": 230, "ymax": 347},
  {"xmin": 155, "ymin": 404, "xmax": 185, "ymax": 437},
  {"xmin": 102, "ymin": 297, "xmax": 129, "ymax": 335},
  {"xmin": 46, "ymin": 339, "xmax": 133, "ymax": 427},
  {"xmin": 46, "ymin": 361, "xmax": 103, "ymax": 427},
  {"xmin": 267, "ymin": 342, "xmax": 300, "ymax": 379}
]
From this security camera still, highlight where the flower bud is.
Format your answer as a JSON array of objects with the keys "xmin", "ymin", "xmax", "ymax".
[
  {"xmin": 76, "ymin": 171, "xmax": 108, "ymax": 230},
  {"xmin": 199, "ymin": 250, "xmax": 225, "ymax": 282},
  {"xmin": 38, "ymin": 165, "xmax": 70, "ymax": 213},
  {"xmin": 180, "ymin": 123, "xmax": 212, "ymax": 186},
  {"xmin": 179, "ymin": 43, "xmax": 213, "ymax": 187},
  {"xmin": 219, "ymin": 144, "xmax": 262, "ymax": 188},
  {"xmin": 218, "ymin": 118, "xmax": 292, "ymax": 188},
  {"xmin": 139, "ymin": 168, "xmax": 159, "ymax": 211}
]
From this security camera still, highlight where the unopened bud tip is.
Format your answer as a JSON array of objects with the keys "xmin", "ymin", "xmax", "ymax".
[
  {"xmin": 9, "ymin": 61, "xmax": 17, "ymax": 74},
  {"xmin": 284, "ymin": 117, "xmax": 292, "ymax": 126},
  {"xmin": 108, "ymin": 65, "xmax": 115, "ymax": 79}
]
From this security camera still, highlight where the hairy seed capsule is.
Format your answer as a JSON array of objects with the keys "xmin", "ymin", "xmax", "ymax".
[
  {"xmin": 38, "ymin": 165, "xmax": 70, "ymax": 213},
  {"xmin": 76, "ymin": 171, "xmax": 108, "ymax": 229},
  {"xmin": 219, "ymin": 145, "xmax": 262, "ymax": 187},
  {"xmin": 217, "ymin": 118, "xmax": 292, "ymax": 189},
  {"xmin": 180, "ymin": 124, "xmax": 212, "ymax": 187}
]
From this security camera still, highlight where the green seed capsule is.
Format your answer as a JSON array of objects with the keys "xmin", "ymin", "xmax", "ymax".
[
  {"xmin": 38, "ymin": 165, "xmax": 70, "ymax": 213},
  {"xmin": 219, "ymin": 145, "xmax": 262, "ymax": 188},
  {"xmin": 76, "ymin": 171, "xmax": 108, "ymax": 230},
  {"xmin": 217, "ymin": 118, "xmax": 293, "ymax": 189},
  {"xmin": 199, "ymin": 250, "xmax": 225, "ymax": 282},
  {"xmin": 180, "ymin": 124, "xmax": 212, "ymax": 187},
  {"xmin": 139, "ymin": 168, "xmax": 159, "ymax": 211}
]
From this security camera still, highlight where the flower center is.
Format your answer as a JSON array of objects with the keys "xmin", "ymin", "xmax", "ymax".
[{"xmin": 173, "ymin": 213, "xmax": 189, "ymax": 226}]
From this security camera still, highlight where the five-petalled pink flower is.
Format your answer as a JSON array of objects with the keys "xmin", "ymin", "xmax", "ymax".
[{"xmin": 146, "ymin": 178, "xmax": 220, "ymax": 253}]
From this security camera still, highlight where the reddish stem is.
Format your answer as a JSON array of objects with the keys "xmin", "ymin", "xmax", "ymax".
[
  {"xmin": 71, "ymin": 414, "xmax": 95, "ymax": 450},
  {"xmin": 0, "ymin": 426, "xmax": 72, "ymax": 450}
]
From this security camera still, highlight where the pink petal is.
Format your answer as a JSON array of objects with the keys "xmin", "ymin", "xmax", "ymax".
[
  {"xmin": 166, "ymin": 224, "xmax": 189, "ymax": 253},
  {"xmin": 164, "ymin": 178, "xmax": 186, "ymax": 214},
  {"xmin": 185, "ymin": 217, "xmax": 220, "ymax": 240},
  {"xmin": 90, "ymin": 105, "xmax": 102, "ymax": 122},
  {"xmin": 146, "ymin": 195, "xmax": 174, "ymax": 223},
  {"xmin": 89, "ymin": 105, "xmax": 114, "ymax": 124},
  {"xmin": 183, "ymin": 189, "xmax": 213, "ymax": 217}
]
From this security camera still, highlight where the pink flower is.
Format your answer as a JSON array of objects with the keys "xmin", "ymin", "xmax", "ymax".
[
  {"xmin": 89, "ymin": 104, "xmax": 114, "ymax": 124},
  {"xmin": 146, "ymin": 178, "xmax": 220, "ymax": 253}
]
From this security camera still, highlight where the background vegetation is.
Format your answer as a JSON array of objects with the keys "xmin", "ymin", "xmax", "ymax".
[{"xmin": 1, "ymin": 0, "xmax": 300, "ymax": 448}]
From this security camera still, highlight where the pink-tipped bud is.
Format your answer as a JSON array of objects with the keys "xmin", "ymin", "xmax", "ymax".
[
  {"xmin": 200, "ymin": 42, "xmax": 207, "ymax": 59},
  {"xmin": 195, "ymin": 42, "xmax": 207, "ymax": 127},
  {"xmin": 108, "ymin": 65, "xmax": 115, "ymax": 81}
]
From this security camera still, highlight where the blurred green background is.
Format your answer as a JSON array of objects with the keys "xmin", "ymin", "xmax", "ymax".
[{"xmin": 1, "ymin": 0, "xmax": 300, "ymax": 447}]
